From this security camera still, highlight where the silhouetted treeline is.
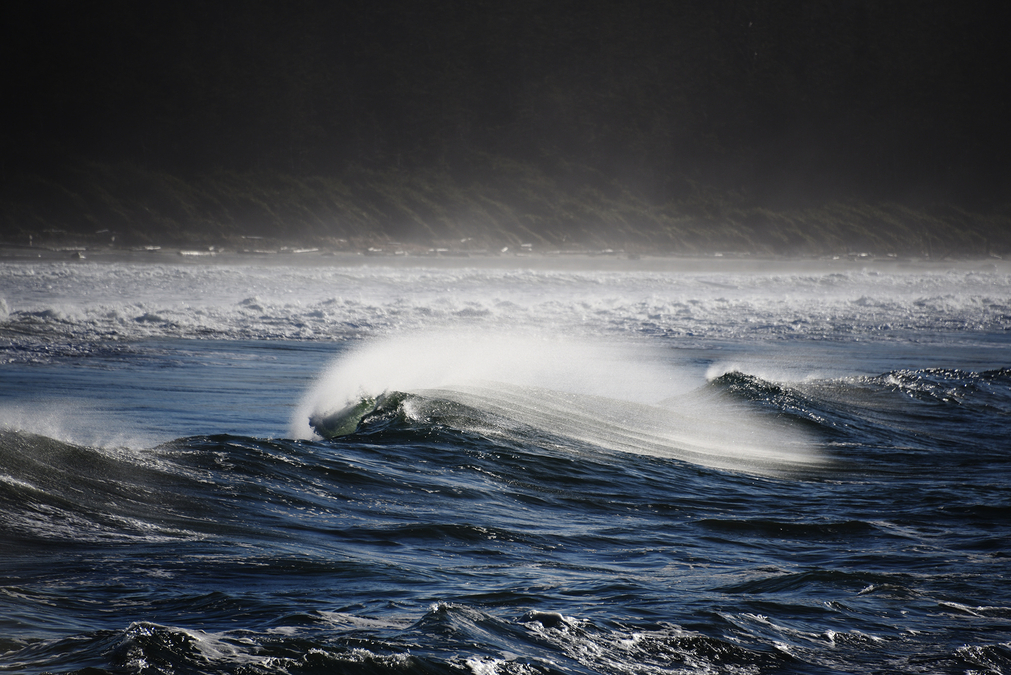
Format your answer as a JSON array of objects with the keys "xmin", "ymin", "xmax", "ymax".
[{"xmin": 3, "ymin": 1, "xmax": 1010, "ymax": 250}]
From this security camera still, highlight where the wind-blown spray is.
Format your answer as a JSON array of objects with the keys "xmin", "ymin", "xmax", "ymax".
[{"xmin": 291, "ymin": 330, "xmax": 824, "ymax": 475}]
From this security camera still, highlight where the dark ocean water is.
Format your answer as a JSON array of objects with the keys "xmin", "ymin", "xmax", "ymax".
[{"xmin": 1, "ymin": 258, "xmax": 1010, "ymax": 673}]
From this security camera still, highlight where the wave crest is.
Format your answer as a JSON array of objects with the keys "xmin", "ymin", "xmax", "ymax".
[{"xmin": 295, "ymin": 332, "xmax": 826, "ymax": 475}]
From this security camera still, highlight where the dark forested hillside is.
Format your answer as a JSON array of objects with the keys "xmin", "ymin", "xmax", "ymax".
[{"xmin": 3, "ymin": 1, "xmax": 1010, "ymax": 254}]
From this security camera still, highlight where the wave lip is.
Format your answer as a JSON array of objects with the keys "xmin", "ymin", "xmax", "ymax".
[{"xmin": 309, "ymin": 395, "xmax": 382, "ymax": 438}]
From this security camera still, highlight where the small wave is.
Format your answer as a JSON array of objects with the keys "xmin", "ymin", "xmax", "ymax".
[
  {"xmin": 720, "ymin": 570, "xmax": 850, "ymax": 595},
  {"xmin": 956, "ymin": 642, "xmax": 1011, "ymax": 675},
  {"xmin": 939, "ymin": 602, "xmax": 1011, "ymax": 619},
  {"xmin": 0, "ymin": 605, "xmax": 786, "ymax": 675},
  {"xmin": 872, "ymin": 367, "xmax": 1011, "ymax": 408},
  {"xmin": 0, "ymin": 429, "xmax": 230, "ymax": 544},
  {"xmin": 698, "ymin": 518, "xmax": 876, "ymax": 540},
  {"xmin": 238, "ymin": 296, "xmax": 265, "ymax": 311}
]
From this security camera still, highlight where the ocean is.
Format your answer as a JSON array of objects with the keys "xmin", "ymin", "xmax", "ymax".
[{"xmin": 1, "ymin": 251, "xmax": 1009, "ymax": 674}]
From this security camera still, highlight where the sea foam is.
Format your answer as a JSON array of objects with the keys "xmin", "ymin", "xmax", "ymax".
[{"xmin": 2, "ymin": 261, "xmax": 1010, "ymax": 361}]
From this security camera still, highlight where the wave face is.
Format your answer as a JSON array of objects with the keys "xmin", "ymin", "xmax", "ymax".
[{"xmin": 2, "ymin": 256, "xmax": 1011, "ymax": 673}]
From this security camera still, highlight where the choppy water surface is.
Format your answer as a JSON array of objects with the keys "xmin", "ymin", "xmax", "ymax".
[{"xmin": 1, "ymin": 255, "xmax": 1009, "ymax": 674}]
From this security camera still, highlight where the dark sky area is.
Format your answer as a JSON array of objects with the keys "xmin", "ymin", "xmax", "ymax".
[{"xmin": 3, "ymin": 1, "xmax": 1010, "ymax": 251}]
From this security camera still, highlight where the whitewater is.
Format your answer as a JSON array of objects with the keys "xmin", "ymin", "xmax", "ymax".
[{"xmin": 1, "ymin": 251, "xmax": 1010, "ymax": 674}]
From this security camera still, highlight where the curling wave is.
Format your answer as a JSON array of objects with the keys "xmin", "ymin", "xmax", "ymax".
[{"xmin": 297, "ymin": 332, "xmax": 826, "ymax": 475}]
